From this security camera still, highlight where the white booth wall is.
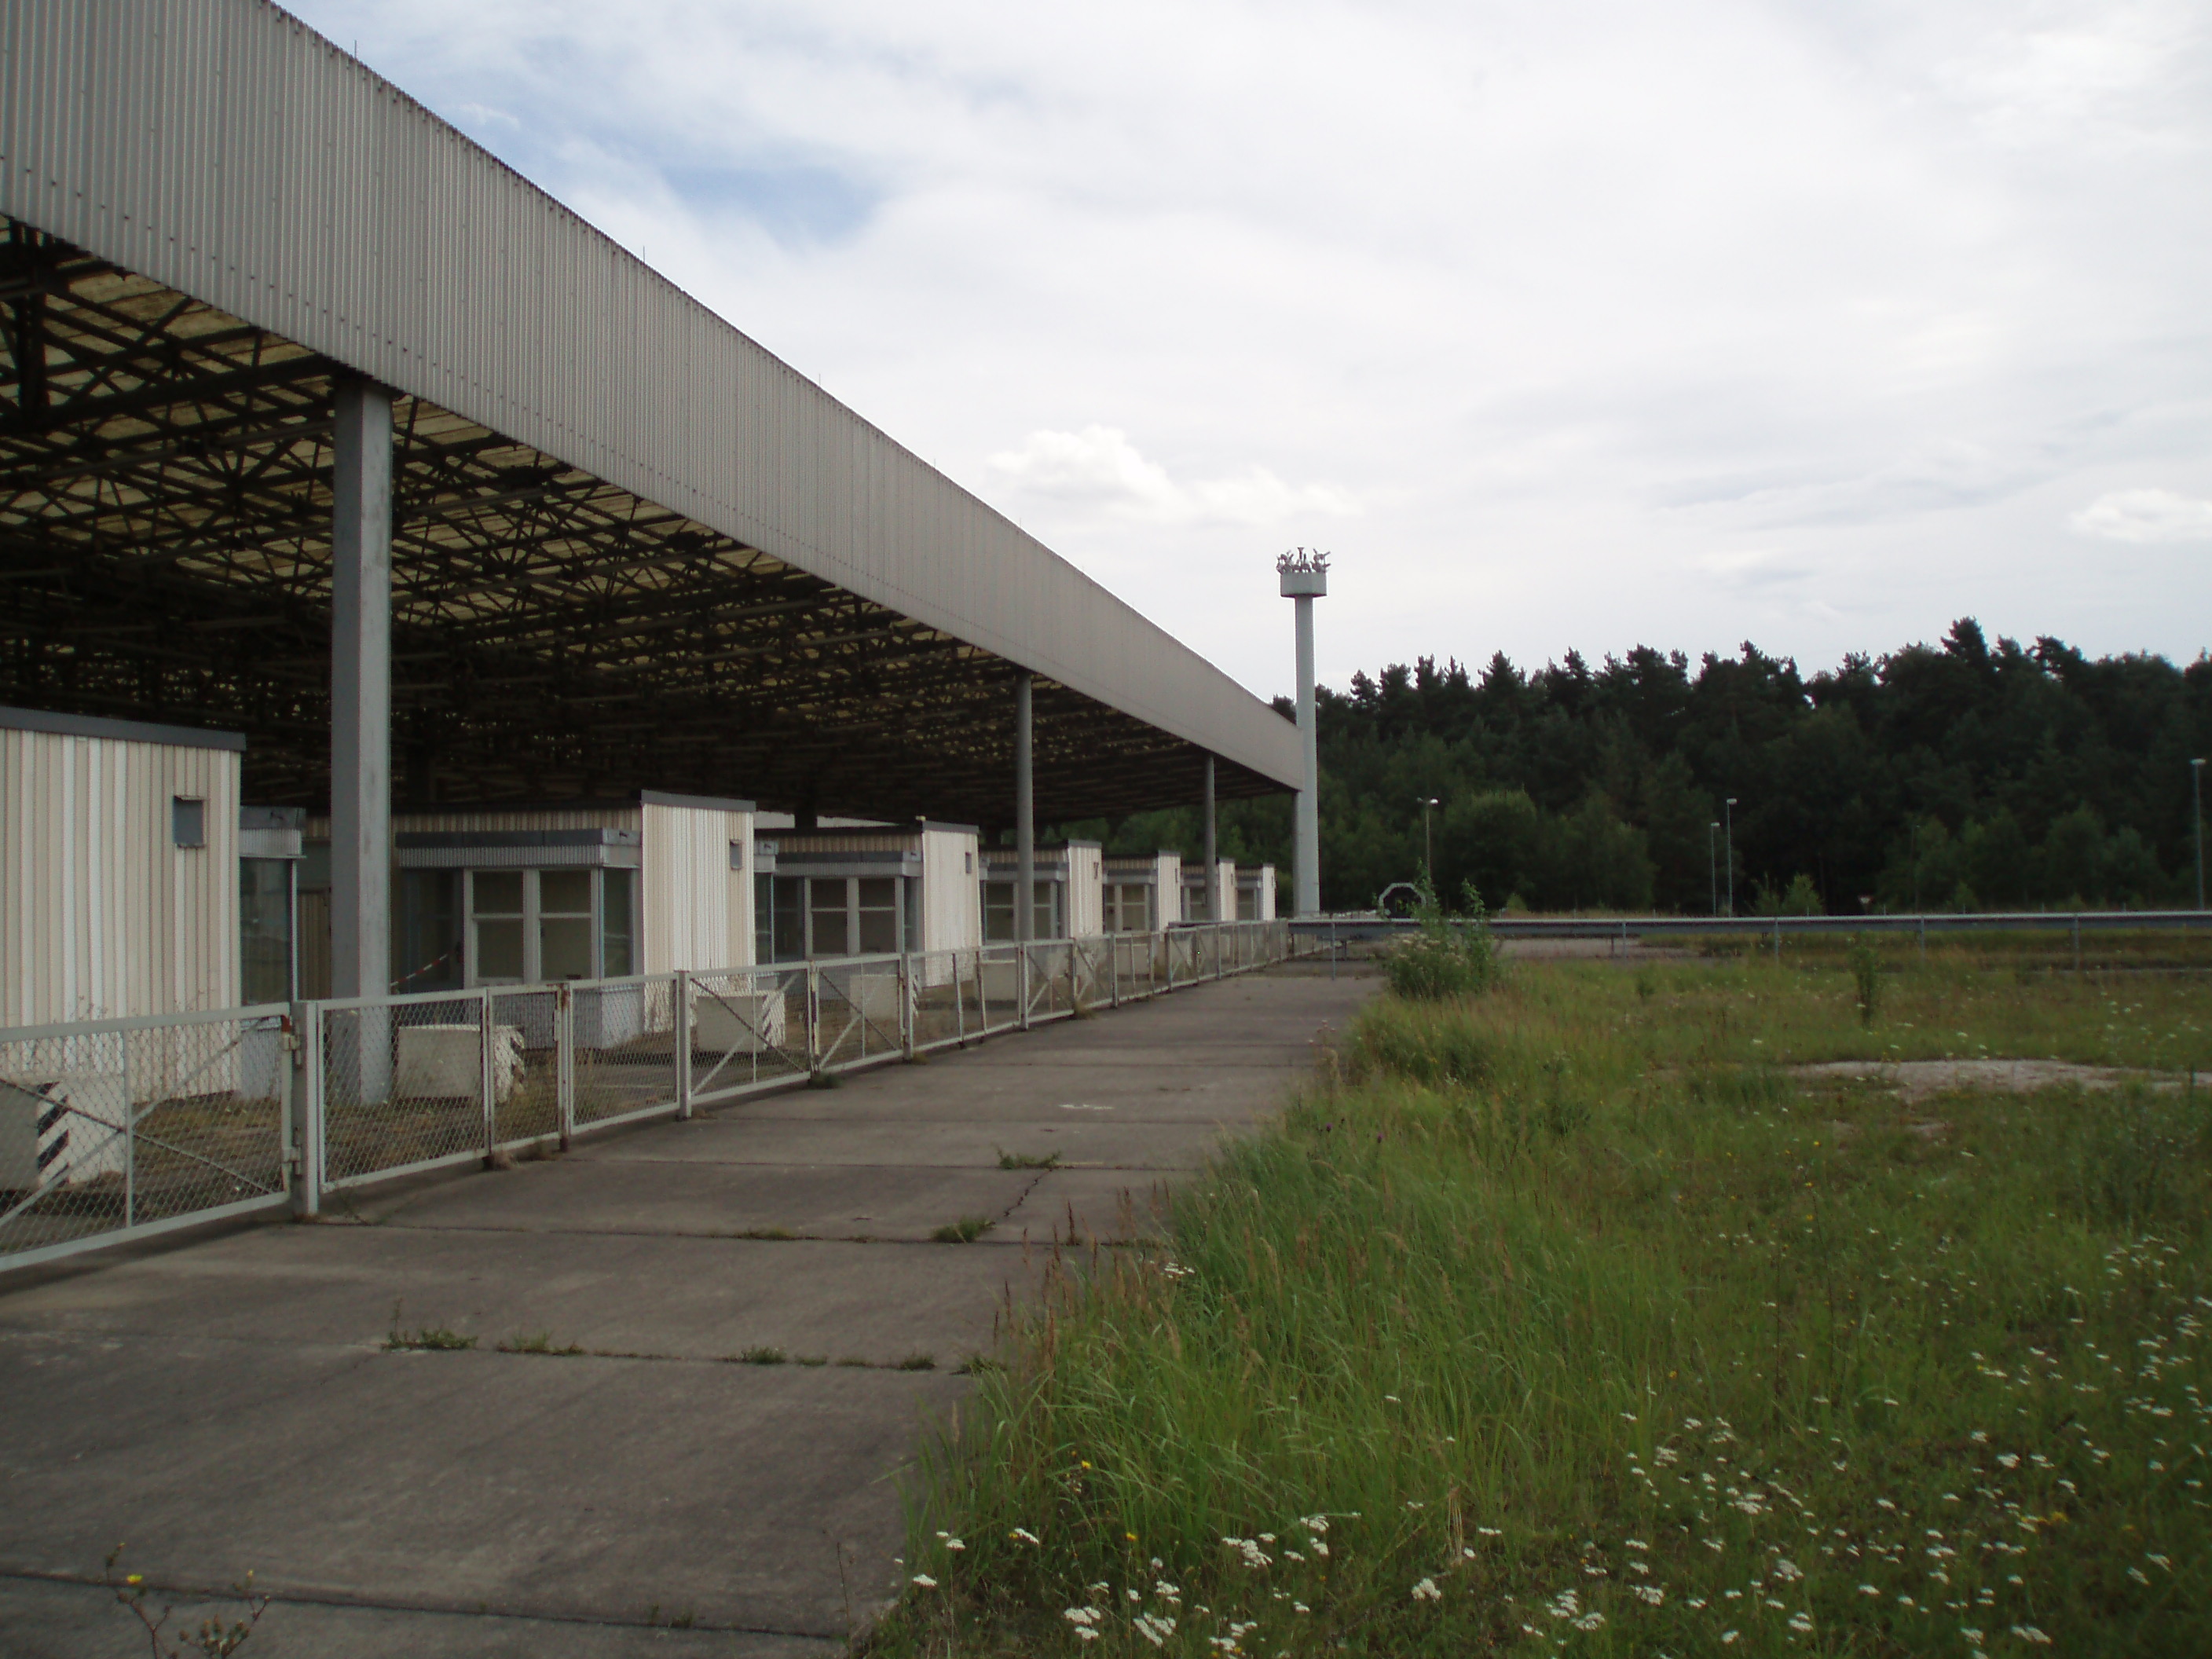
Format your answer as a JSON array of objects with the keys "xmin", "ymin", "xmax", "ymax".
[{"xmin": 2, "ymin": 709, "xmax": 243, "ymax": 1026}]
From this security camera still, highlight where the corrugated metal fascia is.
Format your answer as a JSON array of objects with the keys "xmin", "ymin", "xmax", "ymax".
[{"xmin": 0, "ymin": 0, "xmax": 1300, "ymax": 790}]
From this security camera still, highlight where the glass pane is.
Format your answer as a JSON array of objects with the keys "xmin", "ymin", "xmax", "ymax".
[
  {"xmin": 858, "ymin": 877, "xmax": 898, "ymax": 954},
  {"xmin": 473, "ymin": 870, "xmax": 523, "ymax": 916},
  {"xmin": 982, "ymin": 882, "xmax": 1014, "ymax": 943},
  {"xmin": 397, "ymin": 870, "xmax": 463, "ymax": 991},
  {"xmin": 476, "ymin": 917, "xmax": 525, "ymax": 980},
  {"xmin": 540, "ymin": 868, "xmax": 592, "ymax": 915},
  {"xmin": 755, "ymin": 873, "xmax": 775, "ymax": 964},
  {"xmin": 540, "ymin": 916, "xmax": 593, "ymax": 980},
  {"xmin": 810, "ymin": 879, "xmax": 851, "ymax": 958},
  {"xmin": 1033, "ymin": 881, "xmax": 1057, "ymax": 941},
  {"xmin": 772, "ymin": 877, "xmax": 805, "ymax": 961},
  {"xmin": 239, "ymin": 859, "xmax": 292, "ymax": 1002},
  {"xmin": 601, "ymin": 868, "xmax": 634, "ymax": 977}
]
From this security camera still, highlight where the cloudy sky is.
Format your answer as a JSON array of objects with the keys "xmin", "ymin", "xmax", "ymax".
[{"xmin": 295, "ymin": 0, "xmax": 2212, "ymax": 701}]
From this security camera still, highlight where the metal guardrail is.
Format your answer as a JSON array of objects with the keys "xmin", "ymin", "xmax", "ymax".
[
  {"xmin": 0, "ymin": 920, "xmax": 1302, "ymax": 1273},
  {"xmin": 1295, "ymin": 910, "xmax": 2212, "ymax": 944}
]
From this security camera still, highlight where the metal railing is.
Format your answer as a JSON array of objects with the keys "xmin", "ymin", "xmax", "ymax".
[
  {"xmin": 1296, "ymin": 908, "xmax": 2212, "ymax": 944},
  {"xmin": 0, "ymin": 920, "xmax": 1298, "ymax": 1271}
]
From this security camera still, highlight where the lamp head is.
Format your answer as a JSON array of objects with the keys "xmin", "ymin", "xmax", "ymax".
[{"xmin": 1278, "ymin": 547, "xmax": 1330, "ymax": 598}]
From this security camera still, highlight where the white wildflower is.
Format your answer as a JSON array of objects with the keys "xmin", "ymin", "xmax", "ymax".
[
  {"xmin": 1009, "ymin": 1527, "xmax": 1041, "ymax": 1545},
  {"xmin": 2011, "ymin": 1628, "xmax": 2052, "ymax": 1646},
  {"xmin": 1789, "ymin": 1611, "xmax": 1814, "ymax": 1633},
  {"xmin": 1064, "ymin": 1607, "xmax": 1103, "ymax": 1627},
  {"xmin": 1632, "ymin": 1585, "xmax": 1664, "ymax": 1606},
  {"xmin": 1133, "ymin": 1613, "xmax": 1176, "ymax": 1647},
  {"xmin": 911, "ymin": 1575, "xmax": 938, "ymax": 1589},
  {"xmin": 1412, "ymin": 1577, "xmax": 1442, "ymax": 1602}
]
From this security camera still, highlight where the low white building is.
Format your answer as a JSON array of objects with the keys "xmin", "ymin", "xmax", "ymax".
[
  {"xmin": 302, "ymin": 790, "xmax": 755, "ymax": 994},
  {"xmin": 1236, "ymin": 864, "xmax": 1279, "ymax": 921},
  {"xmin": 980, "ymin": 842, "xmax": 1103, "ymax": 941},
  {"xmin": 758, "ymin": 822, "xmax": 980, "ymax": 961},
  {"xmin": 1180, "ymin": 858, "xmax": 1237, "ymax": 925},
  {"xmin": 2, "ymin": 706, "xmax": 247, "ymax": 1027},
  {"xmin": 1101, "ymin": 852, "xmax": 1181, "ymax": 933}
]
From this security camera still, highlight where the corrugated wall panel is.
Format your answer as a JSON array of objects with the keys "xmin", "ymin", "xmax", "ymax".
[
  {"xmin": 303, "ymin": 808, "xmax": 639, "ymax": 840},
  {"xmin": 0, "ymin": 0, "xmax": 1300, "ymax": 792},
  {"xmin": 1, "ymin": 728, "xmax": 240, "ymax": 1024},
  {"xmin": 1066, "ymin": 845, "xmax": 1103, "ymax": 939},
  {"xmin": 639, "ymin": 801, "xmax": 749, "ymax": 973},
  {"xmin": 919, "ymin": 826, "xmax": 980, "ymax": 954}
]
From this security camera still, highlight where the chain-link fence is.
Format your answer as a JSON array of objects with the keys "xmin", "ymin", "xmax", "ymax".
[
  {"xmin": 0, "ymin": 1005, "xmax": 292, "ymax": 1268},
  {"xmin": 572, "ymin": 975, "xmax": 679, "ymax": 1131},
  {"xmin": 689, "ymin": 965, "xmax": 810, "ymax": 1109},
  {"xmin": 4, "ymin": 920, "xmax": 1304, "ymax": 1269}
]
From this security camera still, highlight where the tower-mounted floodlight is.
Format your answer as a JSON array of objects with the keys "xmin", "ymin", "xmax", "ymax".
[{"xmin": 1278, "ymin": 548, "xmax": 1330, "ymax": 915}]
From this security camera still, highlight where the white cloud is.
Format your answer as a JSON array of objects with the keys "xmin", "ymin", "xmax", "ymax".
[
  {"xmin": 292, "ymin": 0, "xmax": 2212, "ymax": 693},
  {"xmin": 2071, "ymin": 488, "xmax": 2212, "ymax": 543},
  {"xmin": 984, "ymin": 426, "xmax": 1357, "ymax": 529}
]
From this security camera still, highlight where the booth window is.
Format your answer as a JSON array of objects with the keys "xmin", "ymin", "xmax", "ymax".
[{"xmin": 171, "ymin": 797, "xmax": 206, "ymax": 848}]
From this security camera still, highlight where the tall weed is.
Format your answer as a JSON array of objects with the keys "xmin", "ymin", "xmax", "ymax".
[{"xmin": 1382, "ymin": 876, "xmax": 1500, "ymax": 1001}]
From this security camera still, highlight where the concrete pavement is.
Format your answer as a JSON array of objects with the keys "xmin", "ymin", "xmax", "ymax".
[{"xmin": 0, "ymin": 964, "xmax": 1373, "ymax": 1657}]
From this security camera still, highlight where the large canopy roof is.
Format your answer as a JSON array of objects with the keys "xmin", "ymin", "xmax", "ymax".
[{"xmin": 0, "ymin": 0, "xmax": 1299, "ymax": 827}]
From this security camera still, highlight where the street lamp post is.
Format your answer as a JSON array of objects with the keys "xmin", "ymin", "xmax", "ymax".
[
  {"xmin": 2193, "ymin": 758, "xmax": 2206, "ymax": 911},
  {"xmin": 1723, "ymin": 797, "xmax": 1738, "ymax": 917},
  {"xmin": 1708, "ymin": 821, "xmax": 1719, "ymax": 916},
  {"xmin": 1419, "ymin": 797, "xmax": 1439, "ymax": 881}
]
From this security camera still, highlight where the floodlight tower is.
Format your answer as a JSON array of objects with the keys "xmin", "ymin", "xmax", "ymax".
[{"xmin": 1278, "ymin": 548, "xmax": 1330, "ymax": 916}]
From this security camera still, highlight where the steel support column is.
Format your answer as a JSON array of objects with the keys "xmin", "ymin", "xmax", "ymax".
[
  {"xmin": 1202, "ymin": 753, "xmax": 1218, "ymax": 921},
  {"xmin": 331, "ymin": 378, "xmax": 393, "ymax": 1000},
  {"xmin": 1015, "ymin": 672, "xmax": 1035, "ymax": 943}
]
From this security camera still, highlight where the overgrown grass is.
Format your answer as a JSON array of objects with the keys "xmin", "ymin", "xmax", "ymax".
[{"xmin": 879, "ymin": 955, "xmax": 2212, "ymax": 1656}]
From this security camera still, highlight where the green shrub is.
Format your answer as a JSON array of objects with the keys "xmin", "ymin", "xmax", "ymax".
[
  {"xmin": 1850, "ymin": 936, "xmax": 1882, "ymax": 1026},
  {"xmin": 1382, "ymin": 876, "xmax": 1500, "ymax": 1001}
]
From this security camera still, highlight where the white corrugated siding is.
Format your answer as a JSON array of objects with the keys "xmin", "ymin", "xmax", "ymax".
[
  {"xmin": 640, "ymin": 800, "xmax": 752, "ymax": 972},
  {"xmin": 2, "ymin": 727, "xmax": 240, "ymax": 1025},
  {"xmin": 919, "ymin": 825, "xmax": 979, "ymax": 954},
  {"xmin": 1065, "ymin": 844, "xmax": 1103, "ymax": 939},
  {"xmin": 0, "ymin": 0, "xmax": 1299, "ymax": 793}
]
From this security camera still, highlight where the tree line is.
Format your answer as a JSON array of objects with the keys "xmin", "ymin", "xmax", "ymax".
[{"xmin": 1075, "ymin": 620, "xmax": 2211, "ymax": 916}]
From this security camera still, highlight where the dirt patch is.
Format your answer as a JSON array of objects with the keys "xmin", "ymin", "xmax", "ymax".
[{"xmin": 1798, "ymin": 1058, "xmax": 2204, "ymax": 1104}]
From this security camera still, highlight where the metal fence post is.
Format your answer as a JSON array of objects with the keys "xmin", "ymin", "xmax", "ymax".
[
  {"xmin": 900, "ymin": 953, "xmax": 915, "ymax": 1060},
  {"xmin": 1111, "ymin": 935, "xmax": 1121, "ymax": 1007},
  {"xmin": 958, "ymin": 949, "xmax": 970, "ymax": 1042},
  {"xmin": 294, "ymin": 1002, "xmax": 324, "ymax": 1216},
  {"xmin": 123, "ymin": 1079, "xmax": 137, "ymax": 1230},
  {"xmin": 674, "ymin": 969, "xmax": 694, "ymax": 1119},
  {"xmin": 556, "ymin": 983, "xmax": 575, "ymax": 1151},
  {"xmin": 1018, "ymin": 947, "xmax": 1032, "ymax": 1031},
  {"xmin": 806, "ymin": 964, "xmax": 822, "ymax": 1073},
  {"xmin": 479, "ymin": 987, "xmax": 497, "ymax": 1153}
]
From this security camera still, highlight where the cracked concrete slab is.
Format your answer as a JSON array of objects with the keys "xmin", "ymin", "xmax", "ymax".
[
  {"xmin": 0, "ymin": 1228, "xmax": 1039, "ymax": 1364},
  {"xmin": 0, "ymin": 967, "xmax": 1374, "ymax": 1655}
]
